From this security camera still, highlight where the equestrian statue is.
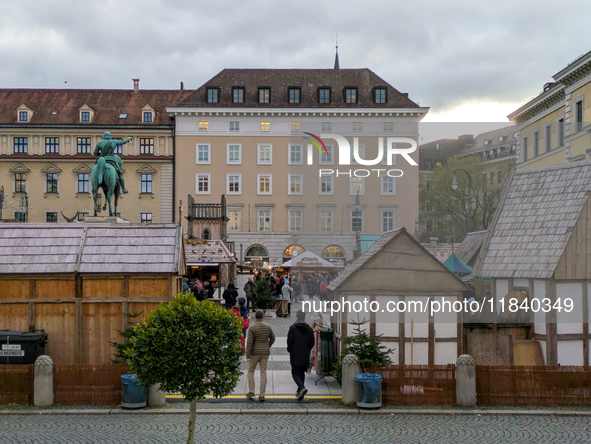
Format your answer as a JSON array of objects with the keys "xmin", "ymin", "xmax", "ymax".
[{"xmin": 91, "ymin": 132, "xmax": 131, "ymax": 217}]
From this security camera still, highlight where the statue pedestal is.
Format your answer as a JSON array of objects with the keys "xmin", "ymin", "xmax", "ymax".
[{"xmin": 84, "ymin": 216, "xmax": 129, "ymax": 224}]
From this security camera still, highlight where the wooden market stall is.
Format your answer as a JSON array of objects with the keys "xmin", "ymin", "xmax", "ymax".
[
  {"xmin": 0, "ymin": 223, "xmax": 185, "ymax": 365},
  {"xmin": 328, "ymin": 227, "xmax": 469, "ymax": 365}
]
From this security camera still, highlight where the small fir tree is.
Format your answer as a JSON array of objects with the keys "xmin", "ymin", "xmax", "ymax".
[
  {"xmin": 332, "ymin": 314, "xmax": 394, "ymax": 379},
  {"xmin": 250, "ymin": 278, "xmax": 277, "ymax": 310}
]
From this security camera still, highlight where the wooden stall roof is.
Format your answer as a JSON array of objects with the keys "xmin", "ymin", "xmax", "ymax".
[
  {"xmin": 328, "ymin": 227, "xmax": 468, "ymax": 293},
  {"xmin": 185, "ymin": 239, "xmax": 235, "ymax": 265},
  {"xmin": 0, "ymin": 223, "xmax": 184, "ymax": 275},
  {"xmin": 473, "ymin": 161, "xmax": 591, "ymax": 279},
  {"xmin": 455, "ymin": 230, "xmax": 487, "ymax": 266}
]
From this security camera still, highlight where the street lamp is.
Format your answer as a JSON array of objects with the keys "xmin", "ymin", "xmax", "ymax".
[{"xmin": 451, "ymin": 168, "xmax": 472, "ymax": 234}]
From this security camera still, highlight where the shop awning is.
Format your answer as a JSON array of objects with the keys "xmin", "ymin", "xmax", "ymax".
[{"xmin": 282, "ymin": 251, "xmax": 335, "ymax": 268}]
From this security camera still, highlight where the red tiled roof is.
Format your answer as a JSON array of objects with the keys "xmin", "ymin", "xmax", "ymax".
[
  {"xmin": 0, "ymin": 89, "xmax": 193, "ymax": 126},
  {"xmin": 176, "ymin": 69, "xmax": 420, "ymax": 109}
]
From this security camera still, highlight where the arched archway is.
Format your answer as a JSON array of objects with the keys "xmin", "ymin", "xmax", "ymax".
[
  {"xmin": 245, "ymin": 244, "xmax": 269, "ymax": 267},
  {"xmin": 322, "ymin": 245, "xmax": 345, "ymax": 266},
  {"xmin": 282, "ymin": 245, "xmax": 305, "ymax": 264}
]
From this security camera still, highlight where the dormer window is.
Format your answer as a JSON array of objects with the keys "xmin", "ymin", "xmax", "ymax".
[
  {"xmin": 483, "ymin": 139, "xmax": 489, "ymax": 145},
  {"xmin": 498, "ymin": 136, "xmax": 504, "ymax": 142},
  {"xmin": 318, "ymin": 88, "xmax": 331, "ymax": 104},
  {"xmin": 258, "ymin": 88, "xmax": 270, "ymax": 104},
  {"xmin": 143, "ymin": 111, "xmax": 153, "ymax": 123},
  {"xmin": 206, "ymin": 87, "xmax": 220, "ymax": 104},
  {"xmin": 288, "ymin": 87, "xmax": 301, "ymax": 104},
  {"xmin": 81, "ymin": 111, "xmax": 90, "ymax": 122},
  {"xmin": 232, "ymin": 87, "xmax": 245, "ymax": 103},
  {"xmin": 19, "ymin": 111, "xmax": 29, "ymax": 122},
  {"xmin": 373, "ymin": 88, "xmax": 387, "ymax": 104},
  {"xmin": 344, "ymin": 88, "xmax": 358, "ymax": 104}
]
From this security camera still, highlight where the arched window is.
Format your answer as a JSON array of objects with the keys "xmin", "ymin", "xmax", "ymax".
[
  {"xmin": 245, "ymin": 245, "xmax": 269, "ymax": 266},
  {"xmin": 283, "ymin": 245, "xmax": 305, "ymax": 264},
  {"xmin": 202, "ymin": 228, "xmax": 211, "ymax": 240},
  {"xmin": 322, "ymin": 245, "xmax": 345, "ymax": 258}
]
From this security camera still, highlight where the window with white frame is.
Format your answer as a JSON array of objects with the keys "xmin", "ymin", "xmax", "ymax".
[
  {"xmin": 81, "ymin": 111, "xmax": 91, "ymax": 122},
  {"xmin": 14, "ymin": 137, "xmax": 28, "ymax": 154},
  {"xmin": 322, "ymin": 122, "xmax": 332, "ymax": 132},
  {"xmin": 576, "ymin": 100, "xmax": 583, "ymax": 132},
  {"xmin": 288, "ymin": 174, "xmax": 302, "ymax": 195},
  {"xmin": 19, "ymin": 111, "xmax": 29, "ymax": 122},
  {"xmin": 143, "ymin": 111, "xmax": 153, "ymax": 123},
  {"xmin": 196, "ymin": 144, "xmax": 211, "ymax": 164},
  {"xmin": 320, "ymin": 144, "xmax": 333, "ymax": 164},
  {"xmin": 320, "ymin": 210, "xmax": 333, "ymax": 232},
  {"xmin": 227, "ymin": 174, "xmax": 241, "ymax": 194},
  {"xmin": 350, "ymin": 176, "xmax": 364, "ymax": 195},
  {"xmin": 288, "ymin": 144, "xmax": 302, "ymax": 165},
  {"xmin": 77, "ymin": 137, "xmax": 91, "ymax": 154},
  {"xmin": 112, "ymin": 138, "xmax": 123, "ymax": 154},
  {"xmin": 46, "ymin": 173, "xmax": 58, "ymax": 193},
  {"xmin": 257, "ymin": 174, "xmax": 272, "ymax": 195},
  {"xmin": 141, "ymin": 212, "xmax": 153, "ymax": 223},
  {"xmin": 257, "ymin": 144, "xmax": 272, "ymax": 164},
  {"xmin": 381, "ymin": 210, "xmax": 395, "ymax": 232},
  {"xmin": 381, "ymin": 175, "xmax": 395, "ymax": 195},
  {"xmin": 229, "ymin": 121, "xmax": 240, "ymax": 132},
  {"xmin": 319, "ymin": 175, "xmax": 333, "ymax": 195},
  {"xmin": 228, "ymin": 209, "xmax": 241, "ymax": 231},
  {"xmin": 77, "ymin": 173, "xmax": 89, "ymax": 193},
  {"xmin": 352, "ymin": 122, "xmax": 363, "ymax": 132},
  {"xmin": 258, "ymin": 210, "xmax": 271, "ymax": 232},
  {"xmin": 352, "ymin": 143, "xmax": 364, "ymax": 164},
  {"xmin": 196, "ymin": 174, "xmax": 211, "ymax": 194},
  {"xmin": 45, "ymin": 137, "xmax": 59, "ymax": 154},
  {"xmin": 141, "ymin": 174, "xmax": 153, "ymax": 193},
  {"xmin": 227, "ymin": 144, "xmax": 241, "ymax": 164},
  {"xmin": 260, "ymin": 122, "xmax": 270, "ymax": 132},
  {"xmin": 140, "ymin": 138, "xmax": 154, "ymax": 155},
  {"xmin": 351, "ymin": 210, "xmax": 364, "ymax": 232},
  {"xmin": 198, "ymin": 121, "xmax": 209, "ymax": 132},
  {"xmin": 289, "ymin": 210, "xmax": 302, "ymax": 232},
  {"xmin": 15, "ymin": 173, "xmax": 26, "ymax": 193},
  {"xmin": 383, "ymin": 122, "xmax": 394, "ymax": 132},
  {"xmin": 290, "ymin": 122, "xmax": 301, "ymax": 132}
]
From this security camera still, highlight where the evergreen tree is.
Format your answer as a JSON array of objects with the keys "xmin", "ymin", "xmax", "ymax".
[{"xmin": 250, "ymin": 277, "xmax": 276, "ymax": 310}]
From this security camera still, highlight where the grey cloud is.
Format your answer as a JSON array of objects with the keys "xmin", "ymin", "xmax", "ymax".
[{"xmin": 1, "ymin": 0, "xmax": 591, "ymax": 115}]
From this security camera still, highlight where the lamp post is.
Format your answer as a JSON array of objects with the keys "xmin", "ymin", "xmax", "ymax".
[{"xmin": 451, "ymin": 168, "xmax": 472, "ymax": 234}]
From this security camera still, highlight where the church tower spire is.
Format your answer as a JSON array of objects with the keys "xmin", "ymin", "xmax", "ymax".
[{"xmin": 334, "ymin": 36, "xmax": 340, "ymax": 69}]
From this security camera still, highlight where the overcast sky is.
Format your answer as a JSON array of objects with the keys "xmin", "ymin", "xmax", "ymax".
[{"xmin": 2, "ymin": 0, "xmax": 590, "ymax": 133}]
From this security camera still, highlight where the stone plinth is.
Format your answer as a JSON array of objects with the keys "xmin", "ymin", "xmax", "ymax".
[{"xmin": 84, "ymin": 216, "xmax": 129, "ymax": 224}]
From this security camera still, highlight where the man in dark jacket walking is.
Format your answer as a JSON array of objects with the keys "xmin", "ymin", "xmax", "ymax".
[{"xmin": 287, "ymin": 310, "xmax": 315, "ymax": 401}]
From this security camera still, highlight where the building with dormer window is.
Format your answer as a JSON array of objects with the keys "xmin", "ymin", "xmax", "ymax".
[{"xmin": 0, "ymin": 80, "xmax": 191, "ymax": 223}]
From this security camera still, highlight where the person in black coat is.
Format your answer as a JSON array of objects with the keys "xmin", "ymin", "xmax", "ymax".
[
  {"xmin": 287, "ymin": 310, "xmax": 315, "ymax": 401},
  {"xmin": 223, "ymin": 282, "xmax": 238, "ymax": 309}
]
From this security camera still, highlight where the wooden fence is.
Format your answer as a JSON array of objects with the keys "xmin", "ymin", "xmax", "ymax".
[
  {"xmin": 0, "ymin": 365, "xmax": 34, "ymax": 405},
  {"xmin": 366, "ymin": 364, "xmax": 456, "ymax": 406},
  {"xmin": 476, "ymin": 365, "xmax": 591, "ymax": 407},
  {"xmin": 54, "ymin": 364, "xmax": 130, "ymax": 406}
]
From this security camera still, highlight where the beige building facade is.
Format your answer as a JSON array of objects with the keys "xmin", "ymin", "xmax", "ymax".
[
  {"xmin": 509, "ymin": 50, "xmax": 591, "ymax": 169},
  {"xmin": 0, "ymin": 83, "xmax": 191, "ymax": 223},
  {"xmin": 169, "ymin": 68, "xmax": 428, "ymax": 264}
]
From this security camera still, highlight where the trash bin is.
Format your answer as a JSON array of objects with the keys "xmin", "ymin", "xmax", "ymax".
[
  {"xmin": 0, "ymin": 330, "xmax": 48, "ymax": 365},
  {"xmin": 355, "ymin": 373, "xmax": 382, "ymax": 409},
  {"xmin": 121, "ymin": 374, "xmax": 147, "ymax": 409}
]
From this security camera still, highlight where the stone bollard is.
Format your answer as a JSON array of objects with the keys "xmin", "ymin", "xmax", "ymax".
[
  {"xmin": 148, "ymin": 384, "xmax": 166, "ymax": 407},
  {"xmin": 341, "ymin": 354, "xmax": 361, "ymax": 406},
  {"xmin": 34, "ymin": 355, "xmax": 54, "ymax": 407},
  {"xmin": 456, "ymin": 354, "xmax": 477, "ymax": 407}
]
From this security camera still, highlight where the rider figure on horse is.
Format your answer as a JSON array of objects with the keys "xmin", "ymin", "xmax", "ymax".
[{"xmin": 93, "ymin": 131, "xmax": 132, "ymax": 194}]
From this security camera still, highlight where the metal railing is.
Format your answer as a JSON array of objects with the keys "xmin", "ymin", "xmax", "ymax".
[{"xmin": 191, "ymin": 203, "xmax": 223, "ymax": 219}]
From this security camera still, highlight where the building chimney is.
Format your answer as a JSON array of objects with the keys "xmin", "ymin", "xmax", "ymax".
[
  {"xmin": 132, "ymin": 79, "xmax": 140, "ymax": 93},
  {"xmin": 180, "ymin": 81, "xmax": 184, "ymax": 91}
]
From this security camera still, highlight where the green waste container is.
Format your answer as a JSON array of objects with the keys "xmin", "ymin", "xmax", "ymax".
[
  {"xmin": 121, "ymin": 374, "xmax": 147, "ymax": 409},
  {"xmin": 355, "ymin": 373, "xmax": 382, "ymax": 409}
]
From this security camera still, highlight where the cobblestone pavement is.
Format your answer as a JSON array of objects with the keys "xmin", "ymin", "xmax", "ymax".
[{"xmin": 2, "ymin": 413, "xmax": 591, "ymax": 443}]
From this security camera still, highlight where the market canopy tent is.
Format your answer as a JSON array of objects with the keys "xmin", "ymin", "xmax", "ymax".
[
  {"xmin": 444, "ymin": 252, "xmax": 473, "ymax": 275},
  {"xmin": 281, "ymin": 250, "xmax": 335, "ymax": 268}
]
